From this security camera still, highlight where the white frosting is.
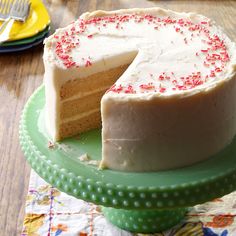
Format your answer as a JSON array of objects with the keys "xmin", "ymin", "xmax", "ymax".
[
  {"xmin": 61, "ymin": 108, "xmax": 99, "ymax": 123},
  {"xmin": 44, "ymin": 8, "xmax": 236, "ymax": 96},
  {"xmin": 43, "ymin": 8, "xmax": 236, "ymax": 171},
  {"xmin": 62, "ymin": 86, "xmax": 110, "ymax": 102}
]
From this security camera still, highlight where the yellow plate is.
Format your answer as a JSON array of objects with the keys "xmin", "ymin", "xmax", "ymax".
[{"xmin": 0, "ymin": 0, "xmax": 50, "ymax": 41}]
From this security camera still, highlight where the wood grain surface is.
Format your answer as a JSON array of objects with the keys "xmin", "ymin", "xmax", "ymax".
[{"xmin": 0, "ymin": 0, "xmax": 235, "ymax": 235}]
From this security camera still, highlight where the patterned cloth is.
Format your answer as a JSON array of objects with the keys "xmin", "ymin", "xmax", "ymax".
[{"xmin": 21, "ymin": 171, "xmax": 236, "ymax": 236}]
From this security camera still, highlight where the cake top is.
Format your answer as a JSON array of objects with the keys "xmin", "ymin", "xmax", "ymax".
[{"xmin": 44, "ymin": 8, "xmax": 236, "ymax": 96}]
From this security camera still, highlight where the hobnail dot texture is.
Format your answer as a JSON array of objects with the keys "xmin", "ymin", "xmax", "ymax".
[{"xmin": 102, "ymin": 207, "xmax": 187, "ymax": 233}]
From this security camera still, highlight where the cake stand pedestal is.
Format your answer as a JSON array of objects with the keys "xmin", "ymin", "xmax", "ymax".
[{"xmin": 19, "ymin": 86, "xmax": 236, "ymax": 233}]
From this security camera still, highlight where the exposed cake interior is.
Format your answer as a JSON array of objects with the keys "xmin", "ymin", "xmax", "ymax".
[{"xmin": 58, "ymin": 64, "xmax": 130, "ymax": 138}]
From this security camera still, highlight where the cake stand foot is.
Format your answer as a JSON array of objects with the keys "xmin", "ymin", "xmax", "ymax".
[{"xmin": 102, "ymin": 207, "xmax": 187, "ymax": 233}]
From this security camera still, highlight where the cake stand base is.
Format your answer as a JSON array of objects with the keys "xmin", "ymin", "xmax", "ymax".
[
  {"xmin": 102, "ymin": 207, "xmax": 187, "ymax": 233},
  {"xmin": 19, "ymin": 86, "xmax": 236, "ymax": 233}
]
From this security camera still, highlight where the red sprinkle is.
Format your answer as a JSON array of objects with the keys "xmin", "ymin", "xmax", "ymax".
[
  {"xmin": 85, "ymin": 60, "xmax": 92, "ymax": 67},
  {"xmin": 140, "ymin": 83, "xmax": 155, "ymax": 90},
  {"xmin": 159, "ymin": 87, "xmax": 166, "ymax": 93},
  {"xmin": 124, "ymin": 85, "xmax": 136, "ymax": 94}
]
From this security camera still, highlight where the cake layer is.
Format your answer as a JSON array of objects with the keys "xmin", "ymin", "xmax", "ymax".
[
  {"xmin": 61, "ymin": 90, "xmax": 105, "ymax": 119},
  {"xmin": 60, "ymin": 65, "xmax": 129, "ymax": 100},
  {"xmin": 59, "ymin": 110, "xmax": 101, "ymax": 139}
]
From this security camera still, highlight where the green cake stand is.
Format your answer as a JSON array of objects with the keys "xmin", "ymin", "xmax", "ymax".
[{"xmin": 19, "ymin": 85, "xmax": 236, "ymax": 233}]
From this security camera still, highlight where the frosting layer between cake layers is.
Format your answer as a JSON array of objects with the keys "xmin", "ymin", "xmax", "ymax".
[{"xmin": 43, "ymin": 8, "xmax": 236, "ymax": 171}]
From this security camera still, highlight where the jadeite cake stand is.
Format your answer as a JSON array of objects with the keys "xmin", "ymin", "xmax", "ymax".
[{"xmin": 19, "ymin": 85, "xmax": 236, "ymax": 233}]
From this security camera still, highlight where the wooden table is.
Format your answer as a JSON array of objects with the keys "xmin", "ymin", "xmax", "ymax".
[{"xmin": 0, "ymin": 0, "xmax": 235, "ymax": 235}]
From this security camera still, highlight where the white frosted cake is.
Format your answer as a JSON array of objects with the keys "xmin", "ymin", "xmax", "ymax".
[{"xmin": 43, "ymin": 8, "xmax": 236, "ymax": 172}]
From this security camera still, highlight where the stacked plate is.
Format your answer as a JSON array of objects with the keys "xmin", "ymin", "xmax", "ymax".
[{"xmin": 0, "ymin": 0, "xmax": 50, "ymax": 53}]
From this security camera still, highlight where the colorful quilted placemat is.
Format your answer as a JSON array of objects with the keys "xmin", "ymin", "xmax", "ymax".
[{"xmin": 21, "ymin": 170, "xmax": 236, "ymax": 236}]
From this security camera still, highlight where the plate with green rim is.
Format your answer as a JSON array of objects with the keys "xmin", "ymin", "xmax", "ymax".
[
  {"xmin": 19, "ymin": 85, "xmax": 236, "ymax": 233},
  {"xmin": 0, "ymin": 25, "xmax": 50, "ymax": 47}
]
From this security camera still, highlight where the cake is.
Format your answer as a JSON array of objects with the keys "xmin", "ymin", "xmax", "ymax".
[{"xmin": 43, "ymin": 8, "xmax": 236, "ymax": 172}]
